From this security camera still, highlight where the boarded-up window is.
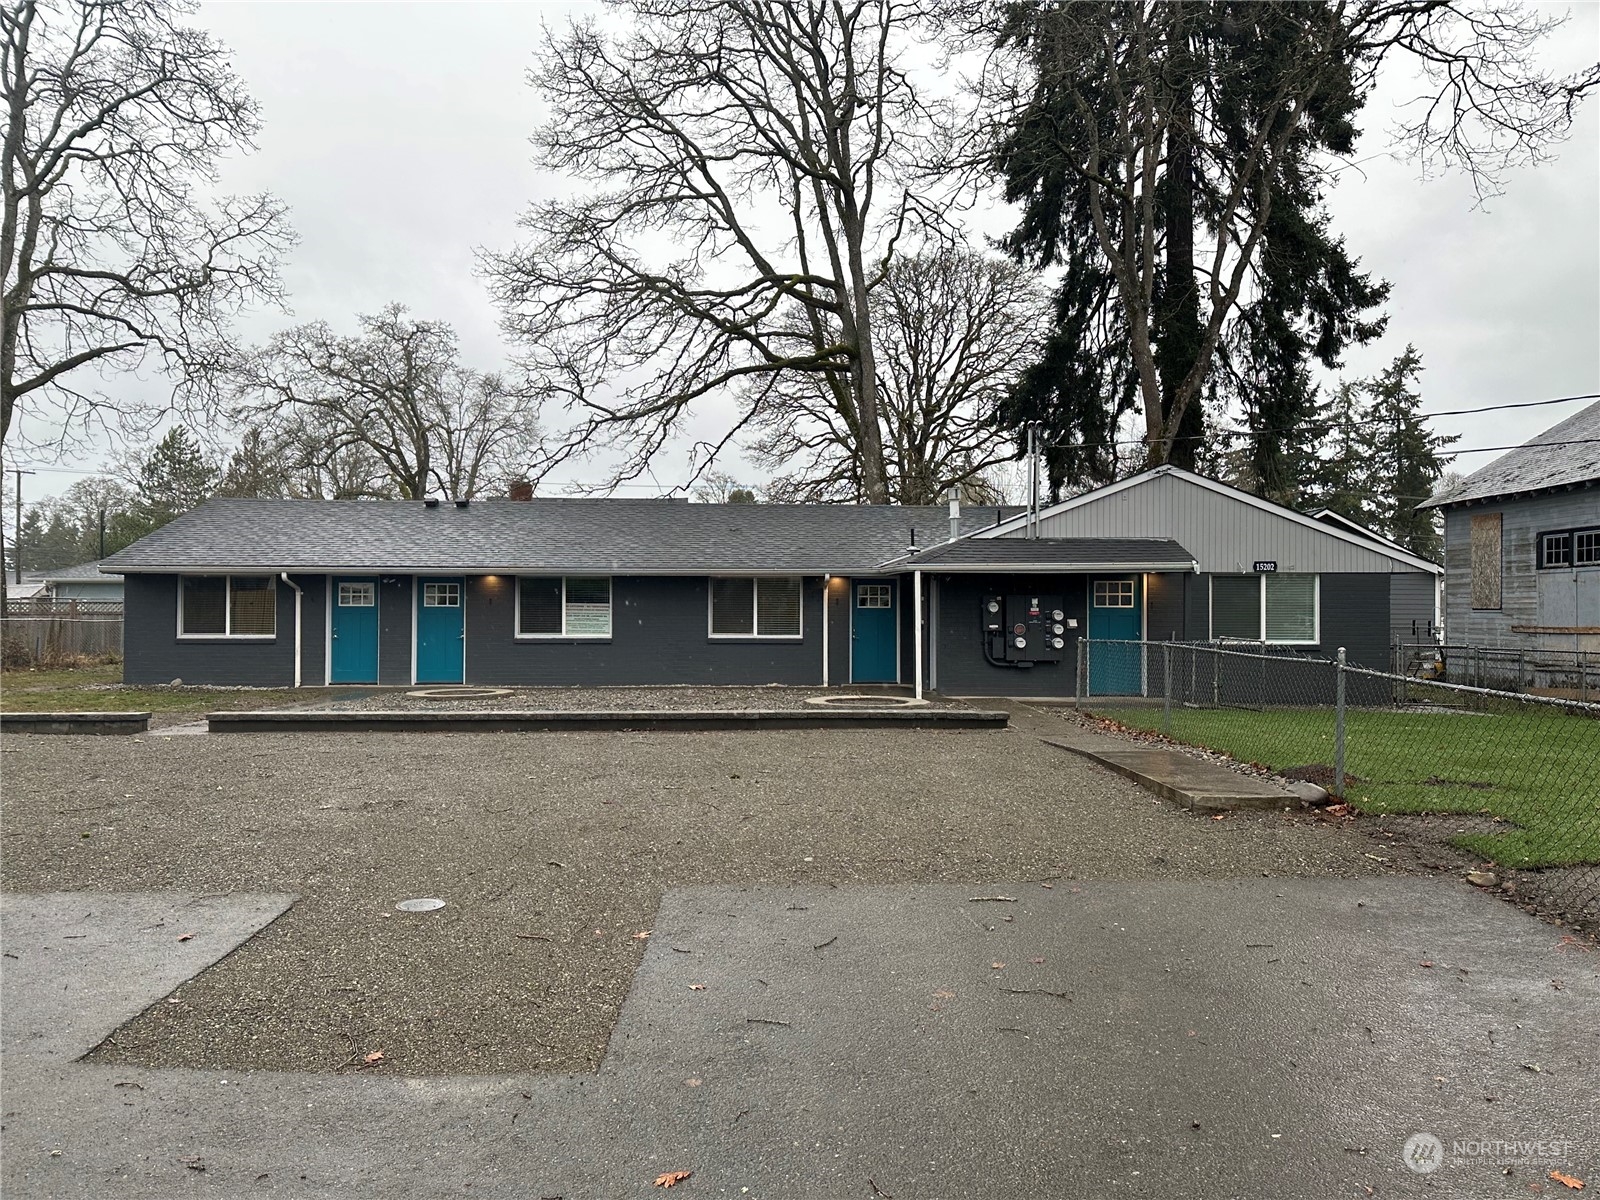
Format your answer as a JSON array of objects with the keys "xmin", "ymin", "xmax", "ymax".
[{"xmin": 1470, "ymin": 513, "xmax": 1502, "ymax": 610}]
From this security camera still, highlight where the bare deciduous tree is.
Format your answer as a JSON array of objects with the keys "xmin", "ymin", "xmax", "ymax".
[
  {"xmin": 485, "ymin": 0, "xmax": 950, "ymax": 503},
  {"xmin": 1, "ymin": 0, "xmax": 292, "ymax": 452},
  {"xmin": 751, "ymin": 245, "xmax": 1047, "ymax": 503},
  {"xmin": 232, "ymin": 305, "xmax": 541, "ymax": 500}
]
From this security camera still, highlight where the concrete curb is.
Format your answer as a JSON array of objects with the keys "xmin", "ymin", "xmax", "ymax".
[
  {"xmin": 0, "ymin": 712, "xmax": 151, "ymax": 735},
  {"xmin": 1040, "ymin": 738, "xmax": 1292, "ymax": 812},
  {"xmin": 207, "ymin": 708, "xmax": 1010, "ymax": 733}
]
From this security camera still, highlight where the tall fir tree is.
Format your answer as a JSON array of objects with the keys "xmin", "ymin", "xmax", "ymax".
[
  {"xmin": 134, "ymin": 427, "xmax": 220, "ymax": 532},
  {"xmin": 1362, "ymin": 346, "xmax": 1456, "ymax": 559}
]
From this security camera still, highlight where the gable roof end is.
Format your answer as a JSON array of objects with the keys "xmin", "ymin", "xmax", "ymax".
[{"xmin": 1418, "ymin": 398, "xmax": 1600, "ymax": 509}]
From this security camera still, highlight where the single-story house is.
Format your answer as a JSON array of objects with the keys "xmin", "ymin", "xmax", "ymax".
[
  {"xmin": 1417, "ymin": 398, "xmax": 1599, "ymax": 660},
  {"xmin": 101, "ymin": 466, "xmax": 1441, "ymax": 695},
  {"xmin": 36, "ymin": 559, "xmax": 124, "ymax": 603}
]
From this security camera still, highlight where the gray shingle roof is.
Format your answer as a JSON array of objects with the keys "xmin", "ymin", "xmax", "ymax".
[
  {"xmin": 1419, "ymin": 398, "xmax": 1600, "ymax": 509},
  {"xmin": 895, "ymin": 537, "xmax": 1194, "ymax": 571},
  {"xmin": 100, "ymin": 499, "xmax": 1018, "ymax": 575},
  {"xmin": 47, "ymin": 559, "xmax": 121, "ymax": 581}
]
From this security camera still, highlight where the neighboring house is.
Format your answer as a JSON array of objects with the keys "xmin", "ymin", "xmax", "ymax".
[
  {"xmin": 1306, "ymin": 508, "xmax": 1441, "ymax": 644},
  {"xmin": 1417, "ymin": 399, "xmax": 1600, "ymax": 660},
  {"xmin": 102, "ymin": 466, "xmax": 1440, "ymax": 696},
  {"xmin": 37, "ymin": 559, "xmax": 124, "ymax": 603}
]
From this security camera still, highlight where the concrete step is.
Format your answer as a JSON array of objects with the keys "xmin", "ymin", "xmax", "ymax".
[{"xmin": 207, "ymin": 708, "xmax": 1010, "ymax": 733}]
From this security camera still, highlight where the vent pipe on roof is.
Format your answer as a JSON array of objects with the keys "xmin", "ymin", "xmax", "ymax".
[
  {"xmin": 948, "ymin": 495, "xmax": 960, "ymax": 542},
  {"xmin": 454, "ymin": 499, "xmax": 469, "ymax": 508},
  {"xmin": 423, "ymin": 498, "xmax": 440, "ymax": 509}
]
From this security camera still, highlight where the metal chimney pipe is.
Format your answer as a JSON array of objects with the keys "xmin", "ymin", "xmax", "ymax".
[{"xmin": 948, "ymin": 494, "xmax": 960, "ymax": 542}]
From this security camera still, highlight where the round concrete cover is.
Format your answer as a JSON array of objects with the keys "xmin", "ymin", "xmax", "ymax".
[{"xmin": 396, "ymin": 898, "xmax": 446, "ymax": 912}]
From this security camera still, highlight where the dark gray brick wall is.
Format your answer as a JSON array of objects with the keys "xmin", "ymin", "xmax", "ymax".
[
  {"xmin": 931, "ymin": 574, "xmax": 1088, "ymax": 697},
  {"xmin": 123, "ymin": 573, "xmax": 297, "ymax": 686},
  {"xmin": 462, "ymin": 575, "xmax": 827, "ymax": 686}
]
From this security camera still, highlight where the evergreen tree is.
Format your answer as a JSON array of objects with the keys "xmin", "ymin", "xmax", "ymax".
[
  {"xmin": 217, "ymin": 428, "xmax": 292, "ymax": 498},
  {"xmin": 1363, "ymin": 346, "xmax": 1456, "ymax": 559},
  {"xmin": 134, "ymin": 427, "xmax": 220, "ymax": 532}
]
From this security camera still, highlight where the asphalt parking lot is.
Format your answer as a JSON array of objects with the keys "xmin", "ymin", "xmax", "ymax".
[{"xmin": 0, "ymin": 723, "xmax": 1410, "ymax": 1075}]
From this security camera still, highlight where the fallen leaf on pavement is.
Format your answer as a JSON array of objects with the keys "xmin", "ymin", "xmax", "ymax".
[
  {"xmin": 632, "ymin": 931, "xmax": 652, "ymax": 940},
  {"xmin": 1549, "ymin": 1170, "xmax": 1584, "ymax": 1190},
  {"xmin": 654, "ymin": 1169, "xmax": 692, "ymax": 1188},
  {"xmin": 176, "ymin": 933, "xmax": 195, "ymax": 942},
  {"xmin": 687, "ymin": 983, "xmax": 706, "ymax": 991},
  {"xmin": 1028, "ymin": 957, "xmax": 1044, "ymax": 964},
  {"xmin": 179, "ymin": 1156, "xmax": 205, "ymax": 1171},
  {"xmin": 363, "ymin": 1050, "xmax": 385, "ymax": 1065},
  {"xmin": 991, "ymin": 962, "xmax": 1005, "ymax": 970},
  {"xmin": 1210, "ymin": 814, "xmax": 1228, "ymax": 821},
  {"xmin": 1420, "ymin": 961, "xmax": 1435, "ymax": 968}
]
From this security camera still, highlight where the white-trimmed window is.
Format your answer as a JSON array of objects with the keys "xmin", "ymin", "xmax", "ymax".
[
  {"xmin": 1578, "ymin": 529, "xmax": 1600, "ymax": 567},
  {"xmin": 1093, "ymin": 579, "xmax": 1136, "ymax": 608},
  {"xmin": 338, "ymin": 582, "xmax": 375, "ymax": 607},
  {"xmin": 857, "ymin": 583, "xmax": 892, "ymax": 609},
  {"xmin": 179, "ymin": 575, "xmax": 276, "ymax": 638},
  {"xmin": 422, "ymin": 581, "xmax": 460, "ymax": 607},
  {"xmin": 516, "ymin": 576, "xmax": 612, "ymax": 637},
  {"xmin": 1540, "ymin": 528, "xmax": 1599, "ymax": 569},
  {"xmin": 1210, "ymin": 574, "xmax": 1319, "ymax": 644},
  {"xmin": 709, "ymin": 577, "xmax": 802, "ymax": 638}
]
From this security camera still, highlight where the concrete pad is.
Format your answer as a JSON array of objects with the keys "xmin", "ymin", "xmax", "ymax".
[
  {"xmin": 0, "ymin": 892, "xmax": 295, "ymax": 1062},
  {"xmin": 1044, "ymin": 739, "xmax": 1294, "ymax": 810},
  {"xmin": 2, "ymin": 880, "xmax": 1596, "ymax": 1199}
]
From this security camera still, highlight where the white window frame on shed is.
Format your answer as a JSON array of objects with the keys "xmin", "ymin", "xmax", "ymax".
[
  {"xmin": 1209, "ymin": 573, "xmax": 1320, "ymax": 645},
  {"xmin": 707, "ymin": 576, "xmax": 804, "ymax": 640},
  {"xmin": 177, "ymin": 574, "xmax": 278, "ymax": 639},
  {"xmin": 514, "ymin": 576, "xmax": 613, "ymax": 639}
]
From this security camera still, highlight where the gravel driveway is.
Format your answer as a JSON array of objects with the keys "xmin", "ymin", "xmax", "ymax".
[{"xmin": 1, "ymin": 724, "xmax": 1423, "ymax": 1076}]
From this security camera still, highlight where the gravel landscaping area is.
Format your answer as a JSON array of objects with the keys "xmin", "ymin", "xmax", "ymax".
[
  {"xmin": 292, "ymin": 685, "xmax": 962, "ymax": 712},
  {"xmin": 1, "ymin": 724, "xmax": 1429, "ymax": 1077}
]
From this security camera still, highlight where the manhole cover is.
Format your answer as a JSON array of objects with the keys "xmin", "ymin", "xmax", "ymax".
[
  {"xmin": 404, "ymin": 687, "xmax": 514, "ymax": 700},
  {"xmin": 396, "ymin": 898, "xmax": 446, "ymax": 912},
  {"xmin": 804, "ymin": 694, "xmax": 929, "ymax": 708}
]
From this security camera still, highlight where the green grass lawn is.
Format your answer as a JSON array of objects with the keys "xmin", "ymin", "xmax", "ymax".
[
  {"xmin": 0, "ymin": 663, "xmax": 336, "ymax": 714},
  {"xmin": 1091, "ymin": 704, "xmax": 1600, "ymax": 869}
]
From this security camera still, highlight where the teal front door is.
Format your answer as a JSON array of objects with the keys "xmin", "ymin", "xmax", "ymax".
[
  {"xmin": 1088, "ymin": 577, "xmax": 1142, "ymax": 695},
  {"xmin": 330, "ymin": 577, "xmax": 379, "ymax": 683},
  {"xmin": 416, "ymin": 578, "xmax": 464, "ymax": 684},
  {"xmin": 851, "ymin": 580, "xmax": 897, "ymax": 683}
]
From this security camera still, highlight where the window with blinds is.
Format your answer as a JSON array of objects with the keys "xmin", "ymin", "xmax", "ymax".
[
  {"xmin": 516, "ymin": 576, "xmax": 612, "ymax": 637},
  {"xmin": 709, "ymin": 577, "xmax": 803, "ymax": 637},
  {"xmin": 179, "ymin": 576, "xmax": 276, "ymax": 637},
  {"xmin": 1210, "ymin": 574, "xmax": 1318, "ymax": 643}
]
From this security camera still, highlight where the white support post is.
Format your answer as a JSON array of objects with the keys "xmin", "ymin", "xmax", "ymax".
[
  {"xmin": 821, "ymin": 575, "xmax": 830, "ymax": 687},
  {"xmin": 913, "ymin": 570, "xmax": 924, "ymax": 699}
]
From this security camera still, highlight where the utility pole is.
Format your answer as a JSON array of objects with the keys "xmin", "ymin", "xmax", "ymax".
[{"xmin": 10, "ymin": 467, "xmax": 36, "ymax": 585}]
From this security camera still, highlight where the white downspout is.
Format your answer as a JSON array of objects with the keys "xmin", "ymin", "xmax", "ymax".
[
  {"xmin": 280, "ymin": 572, "xmax": 303, "ymax": 688},
  {"xmin": 913, "ymin": 569, "xmax": 924, "ymax": 700},
  {"xmin": 821, "ymin": 575, "xmax": 830, "ymax": 688}
]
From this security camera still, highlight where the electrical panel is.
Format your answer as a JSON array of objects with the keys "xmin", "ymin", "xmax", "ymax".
[{"xmin": 983, "ymin": 593, "xmax": 1071, "ymax": 666}]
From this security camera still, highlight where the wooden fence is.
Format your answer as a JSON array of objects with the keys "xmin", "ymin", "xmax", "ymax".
[{"xmin": 1, "ymin": 600, "xmax": 123, "ymax": 664}]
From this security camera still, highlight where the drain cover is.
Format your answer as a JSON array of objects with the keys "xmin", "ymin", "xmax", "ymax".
[
  {"xmin": 804, "ymin": 693, "xmax": 929, "ymax": 708},
  {"xmin": 396, "ymin": 898, "xmax": 446, "ymax": 913},
  {"xmin": 405, "ymin": 687, "xmax": 513, "ymax": 700}
]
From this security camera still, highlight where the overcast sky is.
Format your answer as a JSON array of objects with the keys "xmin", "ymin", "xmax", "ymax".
[{"xmin": 17, "ymin": 0, "xmax": 1600, "ymax": 501}]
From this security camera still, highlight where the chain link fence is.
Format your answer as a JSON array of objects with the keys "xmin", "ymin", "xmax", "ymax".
[
  {"xmin": 1075, "ymin": 638, "xmax": 1600, "ymax": 925},
  {"xmin": 1394, "ymin": 641, "xmax": 1599, "ymax": 701}
]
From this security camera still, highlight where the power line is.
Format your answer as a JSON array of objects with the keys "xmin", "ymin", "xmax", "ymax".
[{"xmin": 1044, "ymin": 392, "xmax": 1600, "ymax": 454}]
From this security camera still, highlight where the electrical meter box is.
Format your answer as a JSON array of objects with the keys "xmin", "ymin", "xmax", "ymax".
[{"xmin": 983, "ymin": 593, "xmax": 1069, "ymax": 664}]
